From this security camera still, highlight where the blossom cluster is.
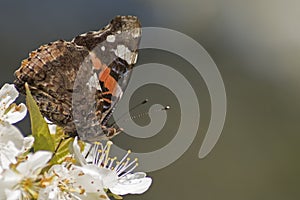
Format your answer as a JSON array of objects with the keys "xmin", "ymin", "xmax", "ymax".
[{"xmin": 0, "ymin": 84, "xmax": 152, "ymax": 200}]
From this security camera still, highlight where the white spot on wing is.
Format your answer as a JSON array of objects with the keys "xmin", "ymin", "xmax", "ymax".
[
  {"xmin": 79, "ymin": 33, "xmax": 88, "ymax": 37},
  {"xmin": 112, "ymin": 45, "xmax": 134, "ymax": 64},
  {"xmin": 131, "ymin": 28, "xmax": 141, "ymax": 38},
  {"xmin": 101, "ymin": 46, "xmax": 105, "ymax": 51},
  {"xmin": 106, "ymin": 35, "xmax": 116, "ymax": 43},
  {"xmin": 87, "ymin": 73, "xmax": 101, "ymax": 91}
]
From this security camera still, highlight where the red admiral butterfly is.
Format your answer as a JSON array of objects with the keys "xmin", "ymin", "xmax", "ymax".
[{"xmin": 14, "ymin": 15, "xmax": 141, "ymax": 142}]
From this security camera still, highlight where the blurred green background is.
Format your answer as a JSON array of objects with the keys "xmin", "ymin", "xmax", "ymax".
[{"xmin": 1, "ymin": 0, "xmax": 300, "ymax": 199}]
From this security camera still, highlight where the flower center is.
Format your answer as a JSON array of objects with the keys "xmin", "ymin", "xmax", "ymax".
[
  {"xmin": 91, "ymin": 141, "xmax": 138, "ymax": 178},
  {"xmin": 19, "ymin": 177, "xmax": 39, "ymax": 199}
]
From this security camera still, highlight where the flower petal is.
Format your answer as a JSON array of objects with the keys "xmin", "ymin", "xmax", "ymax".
[
  {"xmin": 78, "ymin": 165, "xmax": 118, "ymax": 189},
  {"xmin": 0, "ymin": 169, "xmax": 22, "ymax": 198},
  {"xmin": 78, "ymin": 192, "xmax": 110, "ymax": 200},
  {"xmin": 5, "ymin": 189, "xmax": 21, "ymax": 200},
  {"xmin": 47, "ymin": 164, "xmax": 109, "ymax": 199},
  {"xmin": 75, "ymin": 172, "xmax": 105, "ymax": 194},
  {"xmin": 0, "ymin": 84, "xmax": 18, "ymax": 115},
  {"xmin": 4, "ymin": 103, "xmax": 27, "ymax": 124},
  {"xmin": 0, "ymin": 123, "xmax": 33, "ymax": 169},
  {"xmin": 44, "ymin": 118, "xmax": 56, "ymax": 134},
  {"xmin": 98, "ymin": 168, "xmax": 118, "ymax": 189},
  {"xmin": 21, "ymin": 136, "xmax": 34, "ymax": 152},
  {"xmin": 110, "ymin": 173, "xmax": 152, "ymax": 195},
  {"xmin": 38, "ymin": 184, "xmax": 60, "ymax": 200},
  {"xmin": 16, "ymin": 151, "xmax": 52, "ymax": 176},
  {"xmin": 0, "ymin": 122, "xmax": 24, "ymax": 149},
  {"xmin": 0, "ymin": 141, "xmax": 19, "ymax": 169},
  {"xmin": 72, "ymin": 137, "xmax": 87, "ymax": 166}
]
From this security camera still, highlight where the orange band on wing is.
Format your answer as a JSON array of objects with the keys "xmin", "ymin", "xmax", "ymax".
[
  {"xmin": 90, "ymin": 52, "xmax": 118, "ymax": 97},
  {"xmin": 99, "ymin": 67, "xmax": 117, "ymax": 95},
  {"xmin": 90, "ymin": 52, "xmax": 103, "ymax": 70}
]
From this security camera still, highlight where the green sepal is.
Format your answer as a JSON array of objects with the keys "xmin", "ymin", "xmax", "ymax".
[
  {"xmin": 25, "ymin": 83, "xmax": 55, "ymax": 152},
  {"xmin": 106, "ymin": 189, "xmax": 123, "ymax": 199}
]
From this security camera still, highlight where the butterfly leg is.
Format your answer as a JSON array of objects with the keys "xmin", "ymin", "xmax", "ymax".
[{"xmin": 101, "ymin": 125, "xmax": 123, "ymax": 139}]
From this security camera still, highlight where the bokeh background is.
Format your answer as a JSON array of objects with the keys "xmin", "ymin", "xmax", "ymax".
[{"xmin": 1, "ymin": 0, "xmax": 300, "ymax": 199}]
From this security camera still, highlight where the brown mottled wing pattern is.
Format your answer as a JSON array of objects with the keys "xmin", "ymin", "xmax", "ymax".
[
  {"xmin": 14, "ymin": 41, "xmax": 89, "ymax": 135},
  {"xmin": 14, "ymin": 16, "xmax": 141, "ymax": 142}
]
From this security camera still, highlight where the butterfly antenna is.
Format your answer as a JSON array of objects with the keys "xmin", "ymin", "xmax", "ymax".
[
  {"xmin": 112, "ymin": 104, "xmax": 171, "ymax": 127},
  {"xmin": 107, "ymin": 99, "xmax": 149, "ymax": 128}
]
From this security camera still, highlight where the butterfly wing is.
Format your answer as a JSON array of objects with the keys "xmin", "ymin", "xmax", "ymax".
[
  {"xmin": 72, "ymin": 16, "xmax": 141, "ymax": 141},
  {"xmin": 14, "ymin": 16, "xmax": 141, "ymax": 142},
  {"xmin": 14, "ymin": 40, "xmax": 89, "ymax": 134}
]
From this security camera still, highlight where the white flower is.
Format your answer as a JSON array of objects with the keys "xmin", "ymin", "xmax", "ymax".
[
  {"xmin": 72, "ymin": 138, "xmax": 152, "ymax": 196},
  {"xmin": 39, "ymin": 163, "xmax": 109, "ymax": 200},
  {"xmin": 0, "ymin": 123, "xmax": 34, "ymax": 169},
  {"xmin": 110, "ymin": 172, "xmax": 152, "ymax": 195},
  {"xmin": 0, "ymin": 83, "xmax": 27, "ymax": 124},
  {"xmin": 0, "ymin": 151, "xmax": 52, "ymax": 200},
  {"xmin": 0, "ymin": 84, "xmax": 33, "ymax": 169}
]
